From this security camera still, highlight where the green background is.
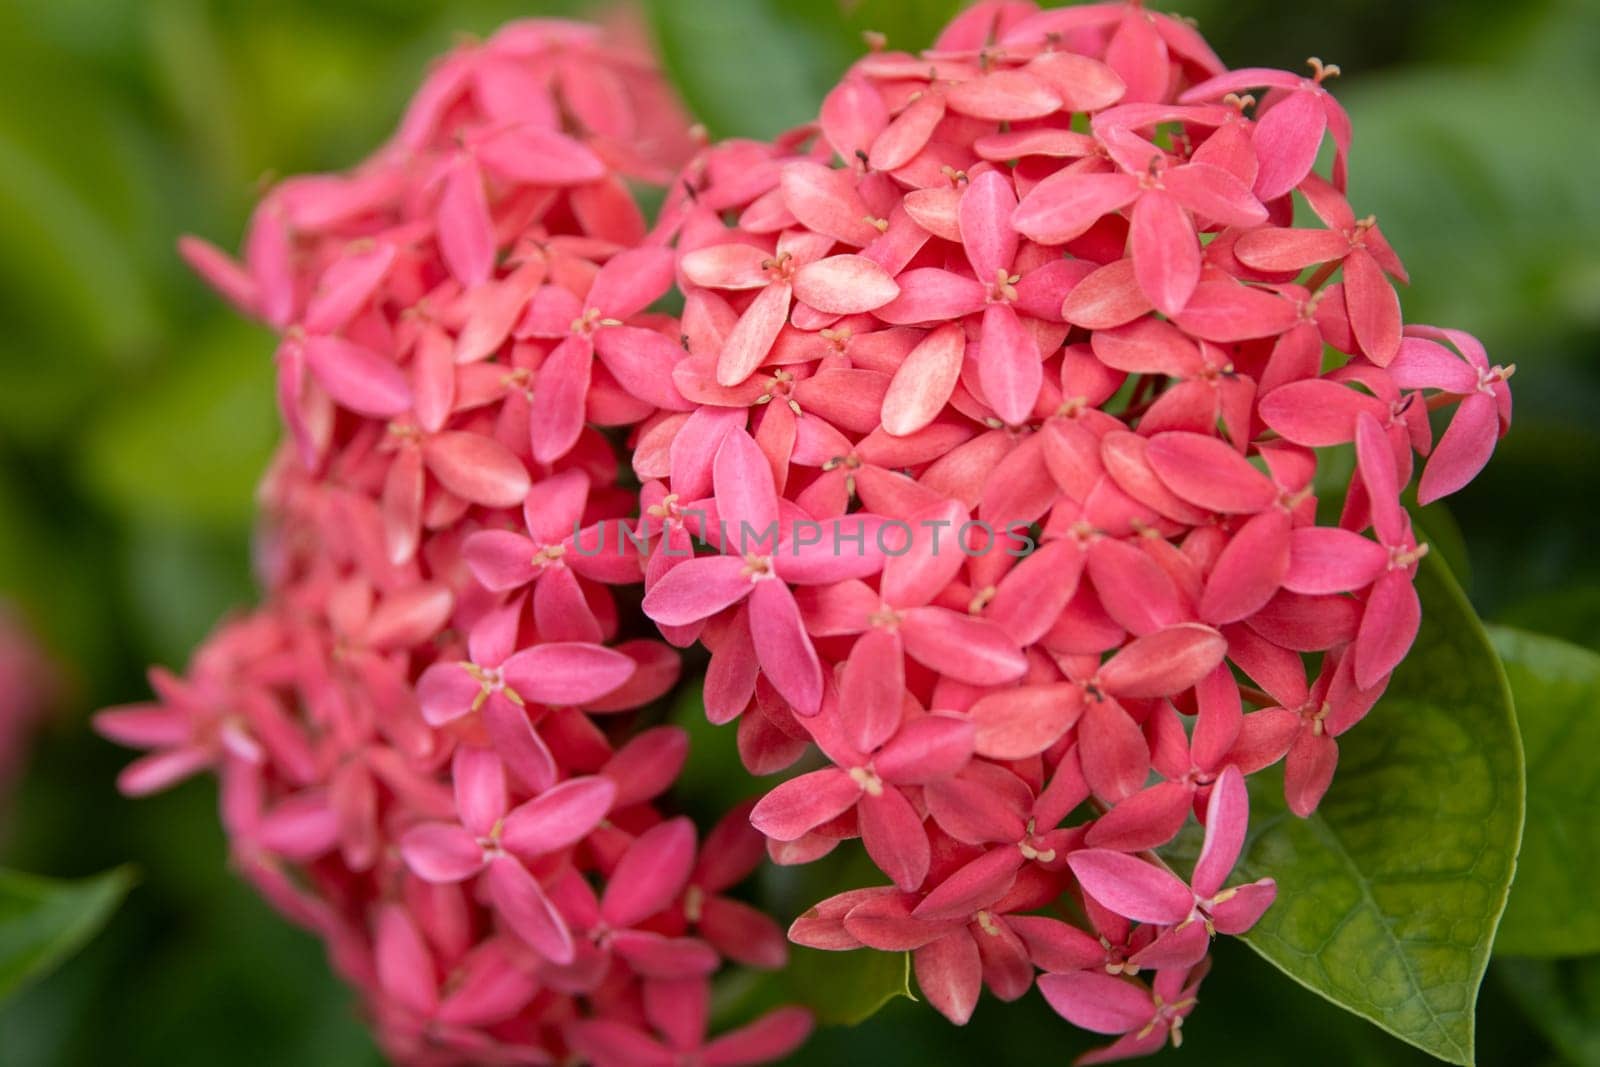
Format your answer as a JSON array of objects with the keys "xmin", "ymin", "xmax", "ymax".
[{"xmin": 0, "ymin": 0, "xmax": 1597, "ymax": 1063}]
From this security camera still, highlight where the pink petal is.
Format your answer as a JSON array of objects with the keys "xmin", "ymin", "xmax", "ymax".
[
  {"xmin": 703, "ymin": 1007, "xmax": 814, "ymax": 1067},
  {"xmin": 1026, "ymin": 52, "xmax": 1127, "ymax": 111},
  {"xmin": 436, "ymin": 156, "xmax": 495, "ymax": 287},
  {"xmin": 602, "ymin": 817, "xmax": 698, "ymax": 929},
  {"xmin": 1418, "ymin": 391, "xmax": 1499, "ymax": 504},
  {"xmin": 1192, "ymin": 765, "xmax": 1249, "ymax": 898},
  {"xmin": 400, "ymin": 822, "xmax": 483, "ymax": 883},
  {"xmin": 473, "ymin": 125, "xmax": 605, "ymax": 185},
  {"xmin": 501, "ymin": 643, "xmax": 636, "ymax": 707},
  {"xmin": 1067, "ymin": 850, "xmax": 1192, "ymax": 925},
  {"xmin": 1012, "ymin": 172, "xmax": 1140, "ymax": 244},
  {"xmin": 1038, "ymin": 971, "xmax": 1153, "ymax": 1035},
  {"xmin": 1344, "ymin": 246, "xmax": 1402, "ymax": 366},
  {"xmin": 883, "ymin": 323, "xmax": 966, "ymax": 435},
  {"xmin": 642, "ymin": 555, "xmax": 754, "ymax": 627},
  {"xmin": 839, "ymin": 628, "xmax": 907, "ymax": 755},
  {"xmin": 716, "ymin": 282, "xmax": 791, "ymax": 386},
  {"xmin": 914, "ymin": 931, "xmax": 983, "ymax": 1026},
  {"xmin": 914, "ymin": 847, "xmax": 1025, "ymax": 921},
  {"xmin": 452, "ymin": 747, "xmax": 507, "ymax": 838},
  {"xmin": 422, "ymin": 431, "xmax": 530, "ymax": 508},
  {"xmin": 875, "ymin": 268, "xmax": 986, "ymax": 325},
  {"xmin": 594, "ymin": 326, "xmax": 691, "ymax": 410},
  {"xmin": 859, "ymin": 786, "xmax": 931, "ymax": 891},
  {"xmin": 1098, "ymin": 624, "xmax": 1228, "ymax": 699},
  {"xmin": 979, "ymin": 302, "xmax": 1043, "ymax": 426},
  {"xmin": 749, "ymin": 580, "xmax": 824, "ymax": 716},
  {"xmin": 1145, "ymin": 432, "xmax": 1277, "ymax": 513},
  {"xmin": 1354, "ymin": 569, "xmax": 1420, "ymax": 690},
  {"xmin": 374, "ymin": 906, "xmax": 439, "ymax": 1015},
  {"xmin": 500, "ymin": 776, "xmax": 617, "ymax": 858},
  {"xmin": 487, "ymin": 856, "xmax": 573, "ymax": 963},
  {"xmin": 959, "ymin": 169, "xmax": 1020, "ymax": 282},
  {"xmin": 1284, "ymin": 527, "xmax": 1388, "ymax": 595},
  {"xmin": 302, "ymin": 335, "xmax": 412, "ymax": 417},
  {"xmin": 1130, "ymin": 189, "xmax": 1200, "ymax": 317},
  {"xmin": 793, "ymin": 255, "xmax": 900, "ymax": 314},
  {"xmin": 902, "ymin": 608, "xmax": 1029, "ymax": 686},
  {"xmin": 967, "ymin": 683, "xmax": 1084, "ymax": 760},
  {"xmin": 1252, "ymin": 89, "xmax": 1328, "ymax": 201},
  {"xmin": 530, "ymin": 334, "xmax": 593, "ymax": 464},
  {"xmin": 1258, "ymin": 379, "xmax": 1386, "ymax": 446},
  {"xmin": 1165, "ymin": 162, "xmax": 1269, "ymax": 228},
  {"xmin": 1200, "ymin": 509, "xmax": 1292, "ymax": 624},
  {"xmin": 749, "ymin": 768, "xmax": 859, "ymax": 841}
]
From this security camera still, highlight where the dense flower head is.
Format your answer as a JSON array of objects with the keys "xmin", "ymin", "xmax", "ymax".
[
  {"xmin": 635, "ymin": 0, "xmax": 1509, "ymax": 1059},
  {"xmin": 98, "ymin": 3, "xmax": 1512, "ymax": 1065},
  {"xmin": 99, "ymin": 18, "xmax": 808, "ymax": 1067}
]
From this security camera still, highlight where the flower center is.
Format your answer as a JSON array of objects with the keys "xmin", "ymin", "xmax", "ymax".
[
  {"xmin": 848, "ymin": 765, "xmax": 885, "ymax": 796},
  {"xmin": 741, "ymin": 554, "xmax": 776, "ymax": 581}
]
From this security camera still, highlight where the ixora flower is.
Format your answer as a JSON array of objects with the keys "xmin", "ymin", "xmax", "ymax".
[
  {"xmin": 632, "ymin": 0, "xmax": 1509, "ymax": 1060},
  {"xmin": 97, "ymin": 18, "xmax": 811, "ymax": 1067},
  {"xmin": 98, "ymin": 2, "xmax": 1511, "ymax": 1065}
]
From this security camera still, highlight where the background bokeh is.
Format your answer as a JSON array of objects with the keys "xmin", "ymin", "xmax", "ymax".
[{"xmin": 0, "ymin": 0, "xmax": 1596, "ymax": 1063}]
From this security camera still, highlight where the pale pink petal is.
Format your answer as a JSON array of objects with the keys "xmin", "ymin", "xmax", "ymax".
[
  {"xmin": 1354, "ymin": 569, "xmax": 1420, "ymax": 690},
  {"xmin": 422, "ymin": 431, "xmax": 530, "ymax": 508},
  {"xmin": 1038, "ymin": 971, "xmax": 1153, "ymax": 1035},
  {"xmin": 967, "ymin": 683, "xmax": 1084, "ymax": 760},
  {"xmin": 500, "ymin": 775, "xmax": 617, "ymax": 858},
  {"xmin": 979, "ymin": 302, "xmax": 1043, "ymax": 425},
  {"xmin": 1130, "ymin": 189, "xmax": 1200, "ymax": 317},
  {"xmin": 501, "ymin": 643, "xmax": 636, "ymax": 706},
  {"xmin": 642, "ymin": 555, "xmax": 755, "ymax": 627},
  {"xmin": 1068, "ymin": 849, "xmax": 1192, "ymax": 925},
  {"xmin": 1418, "ymin": 391, "xmax": 1499, "ymax": 504},
  {"xmin": 1344, "ymin": 246, "xmax": 1402, "ymax": 366},
  {"xmin": 436, "ymin": 155, "xmax": 495, "ymax": 287},
  {"xmin": 859, "ymin": 786, "xmax": 931, "ymax": 891},
  {"xmin": 1252, "ymin": 89, "xmax": 1327, "ymax": 201},
  {"xmin": 302, "ymin": 335, "xmax": 412, "ymax": 417},
  {"xmin": 1012, "ymin": 172, "xmax": 1140, "ymax": 244},
  {"xmin": 1192, "ymin": 765, "xmax": 1249, "ymax": 898},
  {"xmin": 530, "ymin": 334, "xmax": 593, "ymax": 463},
  {"xmin": 914, "ymin": 931, "xmax": 983, "ymax": 1025},
  {"xmin": 1145, "ymin": 432, "xmax": 1277, "ymax": 513},
  {"xmin": 1098, "ymin": 624, "xmax": 1228, "ymax": 699},
  {"xmin": 1284, "ymin": 527, "xmax": 1388, "ymax": 594},
  {"xmin": 749, "ymin": 768, "xmax": 859, "ymax": 841},
  {"xmin": 881, "ymin": 323, "xmax": 967, "ymax": 436},
  {"xmin": 601, "ymin": 817, "xmax": 698, "ymax": 928},
  {"xmin": 748, "ymin": 580, "xmax": 823, "ymax": 715},
  {"xmin": 400, "ymin": 822, "xmax": 484, "ymax": 883},
  {"xmin": 486, "ymin": 856, "xmax": 573, "ymax": 963},
  {"xmin": 717, "ymin": 282, "xmax": 791, "ymax": 386}
]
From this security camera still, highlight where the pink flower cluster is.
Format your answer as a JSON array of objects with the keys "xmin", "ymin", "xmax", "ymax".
[
  {"xmin": 98, "ymin": 2, "xmax": 1513, "ymax": 1064},
  {"xmin": 630, "ymin": 0, "xmax": 1510, "ymax": 1060},
  {"xmin": 98, "ymin": 19, "xmax": 808, "ymax": 1067}
]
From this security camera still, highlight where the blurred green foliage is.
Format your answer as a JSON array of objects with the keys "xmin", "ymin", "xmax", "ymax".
[{"xmin": 0, "ymin": 0, "xmax": 1597, "ymax": 1064}]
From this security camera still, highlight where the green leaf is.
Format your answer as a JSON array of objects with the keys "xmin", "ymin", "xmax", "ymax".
[
  {"xmin": 0, "ymin": 867, "xmax": 134, "ymax": 1002},
  {"xmin": 785, "ymin": 944, "xmax": 913, "ymax": 1027},
  {"xmin": 1487, "ymin": 627, "xmax": 1600, "ymax": 957},
  {"xmin": 645, "ymin": 0, "xmax": 848, "ymax": 140},
  {"xmin": 1228, "ymin": 555, "xmax": 1523, "ymax": 1065}
]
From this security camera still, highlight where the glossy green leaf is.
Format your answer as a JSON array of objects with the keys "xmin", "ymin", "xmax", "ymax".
[
  {"xmin": 0, "ymin": 867, "xmax": 133, "ymax": 1002},
  {"xmin": 1488, "ymin": 627, "xmax": 1600, "ymax": 957},
  {"xmin": 1229, "ymin": 555, "xmax": 1523, "ymax": 1065},
  {"xmin": 784, "ymin": 945, "xmax": 913, "ymax": 1028},
  {"xmin": 645, "ymin": 0, "xmax": 847, "ymax": 140}
]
